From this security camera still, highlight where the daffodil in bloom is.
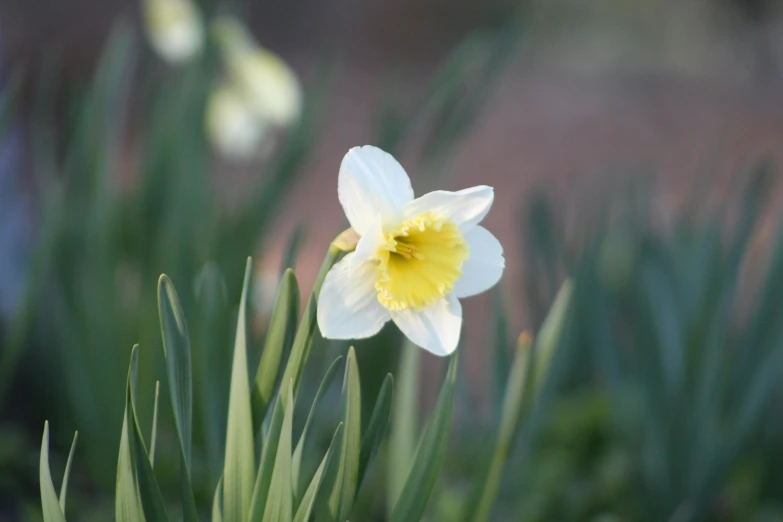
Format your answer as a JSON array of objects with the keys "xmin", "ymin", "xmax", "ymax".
[
  {"xmin": 317, "ymin": 146, "xmax": 505, "ymax": 356},
  {"xmin": 142, "ymin": 0, "xmax": 204, "ymax": 64}
]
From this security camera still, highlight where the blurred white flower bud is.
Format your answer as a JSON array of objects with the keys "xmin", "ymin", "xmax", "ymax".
[
  {"xmin": 212, "ymin": 16, "xmax": 302, "ymax": 126},
  {"xmin": 143, "ymin": 0, "xmax": 204, "ymax": 64},
  {"xmin": 205, "ymin": 82, "xmax": 267, "ymax": 159}
]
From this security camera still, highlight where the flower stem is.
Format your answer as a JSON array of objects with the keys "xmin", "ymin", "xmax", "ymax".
[{"xmin": 280, "ymin": 238, "xmax": 345, "ymax": 403}]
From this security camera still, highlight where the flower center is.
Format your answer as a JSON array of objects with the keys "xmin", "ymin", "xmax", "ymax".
[{"xmin": 375, "ymin": 212, "xmax": 469, "ymax": 311}]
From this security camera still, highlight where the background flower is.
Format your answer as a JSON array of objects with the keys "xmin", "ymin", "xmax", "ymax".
[{"xmin": 142, "ymin": 0, "xmax": 204, "ymax": 64}]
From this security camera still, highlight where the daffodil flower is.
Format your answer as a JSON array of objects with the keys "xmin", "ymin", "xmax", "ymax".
[
  {"xmin": 142, "ymin": 0, "xmax": 204, "ymax": 64},
  {"xmin": 205, "ymin": 82, "xmax": 268, "ymax": 159},
  {"xmin": 317, "ymin": 146, "xmax": 505, "ymax": 356},
  {"xmin": 212, "ymin": 16, "xmax": 302, "ymax": 126}
]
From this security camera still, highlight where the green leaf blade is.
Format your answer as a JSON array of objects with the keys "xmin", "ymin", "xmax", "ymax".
[
  {"xmin": 280, "ymin": 246, "xmax": 342, "ymax": 402},
  {"xmin": 59, "ymin": 431, "xmax": 79, "ymax": 513},
  {"xmin": 358, "ymin": 373, "xmax": 393, "ymax": 491},
  {"xmin": 465, "ymin": 337, "xmax": 531, "ymax": 522},
  {"xmin": 293, "ymin": 355, "xmax": 344, "ymax": 499},
  {"xmin": 317, "ymin": 347, "xmax": 361, "ymax": 522},
  {"xmin": 249, "ymin": 389, "xmax": 287, "ymax": 521},
  {"xmin": 294, "ymin": 423, "xmax": 343, "ymax": 522},
  {"xmin": 253, "ymin": 269, "xmax": 300, "ymax": 434},
  {"xmin": 40, "ymin": 421, "xmax": 67, "ymax": 522},
  {"xmin": 223, "ymin": 259, "xmax": 257, "ymax": 522},
  {"xmin": 116, "ymin": 345, "xmax": 170, "ymax": 522},
  {"xmin": 532, "ymin": 279, "xmax": 573, "ymax": 393},
  {"xmin": 157, "ymin": 275, "xmax": 198, "ymax": 521},
  {"xmin": 391, "ymin": 354, "xmax": 458, "ymax": 522},
  {"xmin": 157, "ymin": 275, "xmax": 193, "ymax": 462},
  {"xmin": 387, "ymin": 340, "xmax": 420, "ymax": 515},
  {"xmin": 261, "ymin": 384, "xmax": 295, "ymax": 522},
  {"xmin": 212, "ymin": 477, "xmax": 224, "ymax": 522}
]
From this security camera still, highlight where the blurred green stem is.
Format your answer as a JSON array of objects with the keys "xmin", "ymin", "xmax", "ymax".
[
  {"xmin": 387, "ymin": 339, "xmax": 420, "ymax": 518},
  {"xmin": 279, "ymin": 233, "xmax": 348, "ymax": 404},
  {"xmin": 466, "ymin": 335, "xmax": 531, "ymax": 522}
]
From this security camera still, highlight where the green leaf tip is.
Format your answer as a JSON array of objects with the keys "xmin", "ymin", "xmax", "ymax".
[
  {"xmin": 40, "ymin": 421, "xmax": 67, "ymax": 522},
  {"xmin": 391, "ymin": 354, "xmax": 458, "ymax": 522}
]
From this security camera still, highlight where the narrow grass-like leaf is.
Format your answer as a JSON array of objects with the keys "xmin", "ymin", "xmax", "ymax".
[
  {"xmin": 491, "ymin": 288, "xmax": 510, "ymax": 423},
  {"xmin": 116, "ymin": 411, "xmax": 144, "ymax": 521},
  {"xmin": 531, "ymin": 279, "xmax": 573, "ymax": 393},
  {"xmin": 358, "ymin": 374, "xmax": 393, "ymax": 491},
  {"xmin": 117, "ymin": 346, "xmax": 170, "ymax": 522},
  {"xmin": 261, "ymin": 384, "xmax": 295, "ymax": 522},
  {"xmin": 293, "ymin": 356, "xmax": 344, "ymax": 497},
  {"xmin": 249, "ymin": 386, "xmax": 287, "ymax": 521},
  {"xmin": 158, "ymin": 275, "xmax": 193, "ymax": 460},
  {"xmin": 128, "ymin": 348, "xmax": 170, "ymax": 522},
  {"xmin": 317, "ymin": 347, "xmax": 361, "ymax": 522},
  {"xmin": 157, "ymin": 275, "xmax": 198, "ymax": 521},
  {"xmin": 194, "ymin": 263, "xmax": 230, "ymax": 480},
  {"xmin": 59, "ymin": 430, "xmax": 79, "ymax": 513},
  {"xmin": 464, "ymin": 336, "xmax": 531, "ymax": 522},
  {"xmin": 128, "ymin": 386, "xmax": 171, "ymax": 522},
  {"xmin": 253, "ymin": 269, "xmax": 301, "ymax": 434},
  {"xmin": 116, "ymin": 354, "xmax": 147, "ymax": 522},
  {"xmin": 280, "ymin": 245, "xmax": 343, "ymax": 402},
  {"xmin": 387, "ymin": 340, "xmax": 419, "ymax": 516},
  {"xmin": 294, "ymin": 423, "xmax": 343, "ymax": 522},
  {"xmin": 212, "ymin": 477, "xmax": 223, "ymax": 522},
  {"xmin": 40, "ymin": 422, "xmax": 67, "ymax": 522},
  {"xmin": 391, "ymin": 354, "xmax": 458, "ymax": 522},
  {"xmin": 223, "ymin": 258, "xmax": 256, "ymax": 522},
  {"xmin": 280, "ymin": 224, "xmax": 306, "ymax": 277},
  {"xmin": 150, "ymin": 382, "xmax": 160, "ymax": 468}
]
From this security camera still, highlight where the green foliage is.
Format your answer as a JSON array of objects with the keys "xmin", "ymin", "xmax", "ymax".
[
  {"xmin": 253, "ymin": 270, "xmax": 301, "ymax": 434},
  {"xmin": 387, "ymin": 340, "xmax": 420, "ymax": 515},
  {"xmin": 39, "ymin": 422, "xmax": 69, "ymax": 522},
  {"xmin": 157, "ymin": 275, "xmax": 198, "ymax": 520},
  {"xmin": 315, "ymin": 347, "xmax": 362, "ymax": 522},
  {"xmin": 293, "ymin": 424, "xmax": 342, "ymax": 522},
  {"xmin": 511, "ymin": 169, "xmax": 783, "ymax": 521},
  {"xmin": 12, "ymin": 20, "xmax": 326, "ymax": 488},
  {"xmin": 38, "ymin": 238, "xmax": 468, "ymax": 520},
  {"xmin": 223, "ymin": 259, "xmax": 256, "ymax": 522},
  {"xmin": 115, "ymin": 346, "xmax": 169, "ymax": 522},
  {"xmin": 10, "ymin": 6, "xmax": 523, "ymax": 515},
  {"xmin": 358, "ymin": 373, "xmax": 393, "ymax": 490},
  {"xmin": 463, "ymin": 336, "xmax": 531, "ymax": 522},
  {"xmin": 390, "ymin": 355, "xmax": 458, "ymax": 522},
  {"xmin": 292, "ymin": 356, "xmax": 344, "ymax": 498}
]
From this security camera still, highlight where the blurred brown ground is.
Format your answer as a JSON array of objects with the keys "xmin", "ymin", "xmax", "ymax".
[{"xmin": 6, "ymin": 0, "xmax": 783, "ymax": 413}]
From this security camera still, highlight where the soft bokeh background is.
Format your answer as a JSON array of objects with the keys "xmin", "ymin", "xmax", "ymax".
[{"xmin": 4, "ymin": 0, "xmax": 783, "ymax": 520}]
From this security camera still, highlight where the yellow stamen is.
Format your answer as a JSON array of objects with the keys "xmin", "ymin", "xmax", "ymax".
[{"xmin": 375, "ymin": 212, "xmax": 469, "ymax": 311}]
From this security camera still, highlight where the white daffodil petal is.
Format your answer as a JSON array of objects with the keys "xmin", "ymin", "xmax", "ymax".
[
  {"xmin": 454, "ymin": 226, "xmax": 505, "ymax": 298},
  {"xmin": 338, "ymin": 146, "xmax": 414, "ymax": 235},
  {"xmin": 403, "ymin": 185, "xmax": 494, "ymax": 232},
  {"xmin": 318, "ymin": 253, "xmax": 390, "ymax": 339},
  {"xmin": 350, "ymin": 215, "xmax": 386, "ymax": 273},
  {"xmin": 391, "ymin": 294, "xmax": 462, "ymax": 356}
]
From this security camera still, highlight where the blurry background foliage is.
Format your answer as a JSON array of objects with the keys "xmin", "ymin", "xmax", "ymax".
[
  {"xmin": 0, "ymin": 1, "xmax": 526, "ymax": 518},
  {"xmin": 5, "ymin": 0, "xmax": 783, "ymax": 520}
]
